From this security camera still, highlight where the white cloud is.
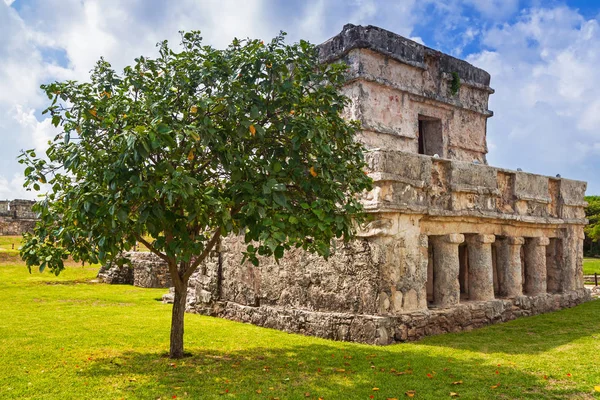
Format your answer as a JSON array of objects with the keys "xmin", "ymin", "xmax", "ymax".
[
  {"xmin": 0, "ymin": 169, "xmax": 33, "ymax": 201},
  {"xmin": 0, "ymin": 173, "xmax": 33, "ymax": 200},
  {"xmin": 0, "ymin": 0, "xmax": 278, "ymax": 199},
  {"xmin": 464, "ymin": 0, "xmax": 519, "ymax": 20},
  {"xmin": 11, "ymin": 104, "xmax": 57, "ymax": 154},
  {"xmin": 468, "ymin": 6, "xmax": 600, "ymax": 192},
  {"xmin": 2, "ymin": 0, "xmax": 599, "ymax": 198}
]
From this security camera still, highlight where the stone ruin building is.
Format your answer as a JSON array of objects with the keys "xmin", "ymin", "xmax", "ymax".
[
  {"xmin": 98, "ymin": 251, "xmax": 172, "ymax": 288},
  {"xmin": 0, "ymin": 199, "xmax": 37, "ymax": 235},
  {"xmin": 156, "ymin": 24, "xmax": 591, "ymax": 344}
]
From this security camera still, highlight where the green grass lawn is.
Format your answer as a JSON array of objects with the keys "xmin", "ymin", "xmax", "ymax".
[
  {"xmin": 584, "ymin": 258, "xmax": 600, "ymax": 275},
  {"xmin": 0, "ymin": 235, "xmax": 22, "ymax": 256},
  {"xmin": 0, "ymin": 259, "xmax": 599, "ymax": 399}
]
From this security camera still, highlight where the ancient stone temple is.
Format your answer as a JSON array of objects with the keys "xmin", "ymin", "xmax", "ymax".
[
  {"xmin": 173, "ymin": 24, "xmax": 590, "ymax": 344},
  {"xmin": 0, "ymin": 199, "xmax": 37, "ymax": 235}
]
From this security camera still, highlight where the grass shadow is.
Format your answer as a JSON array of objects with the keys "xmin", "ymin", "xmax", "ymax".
[
  {"xmin": 80, "ymin": 341, "xmax": 591, "ymax": 399},
  {"xmin": 419, "ymin": 299, "xmax": 600, "ymax": 355}
]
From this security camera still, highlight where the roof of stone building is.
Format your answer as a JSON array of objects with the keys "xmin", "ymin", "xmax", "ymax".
[{"xmin": 318, "ymin": 24, "xmax": 491, "ymax": 88}]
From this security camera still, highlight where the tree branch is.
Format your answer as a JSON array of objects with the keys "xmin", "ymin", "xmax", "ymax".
[
  {"xmin": 184, "ymin": 228, "xmax": 221, "ymax": 280},
  {"xmin": 134, "ymin": 233, "xmax": 169, "ymax": 264}
]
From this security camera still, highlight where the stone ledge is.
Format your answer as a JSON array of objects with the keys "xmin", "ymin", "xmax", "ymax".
[
  {"xmin": 318, "ymin": 24, "xmax": 491, "ymax": 87},
  {"xmin": 360, "ymin": 205, "xmax": 587, "ymax": 227},
  {"xmin": 188, "ymin": 289, "xmax": 592, "ymax": 345}
]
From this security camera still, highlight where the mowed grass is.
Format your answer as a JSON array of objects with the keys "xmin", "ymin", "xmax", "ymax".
[
  {"xmin": 0, "ymin": 235, "xmax": 22, "ymax": 256},
  {"xmin": 1, "ymin": 258, "xmax": 600, "ymax": 399},
  {"xmin": 584, "ymin": 258, "xmax": 600, "ymax": 275}
]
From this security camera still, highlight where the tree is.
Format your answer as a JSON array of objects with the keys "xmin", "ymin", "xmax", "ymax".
[
  {"xmin": 19, "ymin": 32, "xmax": 373, "ymax": 358},
  {"xmin": 584, "ymin": 195, "xmax": 600, "ymax": 256}
]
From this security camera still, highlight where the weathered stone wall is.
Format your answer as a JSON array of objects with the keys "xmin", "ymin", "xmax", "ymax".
[
  {"xmin": 97, "ymin": 263, "xmax": 134, "ymax": 285},
  {"xmin": 186, "ymin": 289, "xmax": 590, "ymax": 345},
  {"xmin": 98, "ymin": 252, "xmax": 172, "ymax": 288},
  {"xmin": 0, "ymin": 218, "xmax": 36, "ymax": 236},
  {"xmin": 0, "ymin": 199, "xmax": 37, "ymax": 235},
  {"xmin": 218, "ymin": 237, "xmax": 384, "ymax": 313},
  {"xmin": 128, "ymin": 252, "xmax": 173, "ymax": 288},
  {"xmin": 320, "ymin": 24, "xmax": 493, "ymax": 163}
]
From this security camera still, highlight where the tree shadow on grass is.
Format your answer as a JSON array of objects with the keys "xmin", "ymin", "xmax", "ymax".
[
  {"xmin": 36, "ymin": 279, "xmax": 100, "ymax": 285},
  {"xmin": 420, "ymin": 299, "xmax": 600, "ymax": 355},
  {"xmin": 82, "ymin": 342, "xmax": 587, "ymax": 400}
]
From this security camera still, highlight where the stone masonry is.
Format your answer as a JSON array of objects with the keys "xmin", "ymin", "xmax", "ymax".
[
  {"xmin": 0, "ymin": 199, "xmax": 37, "ymax": 235},
  {"xmin": 165, "ymin": 24, "xmax": 591, "ymax": 344},
  {"xmin": 98, "ymin": 252, "xmax": 172, "ymax": 288}
]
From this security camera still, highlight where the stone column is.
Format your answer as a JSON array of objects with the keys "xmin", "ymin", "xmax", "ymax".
[
  {"xmin": 430, "ymin": 234, "xmax": 464, "ymax": 307},
  {"xmin": 466, "ymin": 234, "xmax": 496, "ymax": 301},
  {"xmin": 561, "ymin": 226, "xmax": 585, "ymax": 291},
  {"xmin": 524, "ymin": 237, "xmax": 550, "ymax": 295},
  {"xmin": 545, "ymin": 238, "xmax": 562, "ymax": 294},
  {"xmin": 496, "ymin": 236, "xmax": 524, "ymax": 298}
]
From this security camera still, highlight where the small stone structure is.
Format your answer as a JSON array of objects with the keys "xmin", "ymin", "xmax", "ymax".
[
  {"xmin": 166, "ymin": 24, "xmax": 591, "ymax": 344},
  {"xmin": 97, "ymin": 261, "xmax": 134, "ymax": 285},
  {"xmin": 98, "ymin": 252, "xmax": 172, "ymax": 288},
  {"xmin": 0, "ymin": 199, "xmax": 37, "ymax": 235}
]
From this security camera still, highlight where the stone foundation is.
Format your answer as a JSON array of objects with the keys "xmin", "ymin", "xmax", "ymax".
[{"xmin": 181, "ymin": 289, "xmax": 591, "ymax": 345}]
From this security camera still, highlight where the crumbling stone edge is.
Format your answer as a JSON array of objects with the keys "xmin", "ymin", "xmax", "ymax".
[{"xmin": 175, "ymin": 289, "xmax": 592, "ymax": 345}]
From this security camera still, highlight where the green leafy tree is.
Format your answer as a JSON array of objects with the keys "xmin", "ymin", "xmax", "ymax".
[
  {"xmin": 19, "ymin": 32, "xmax": 372, "ymax": 358},
  {"xmin": 585, "ymin": 195, "xmax": 600, "ymax": 256}
]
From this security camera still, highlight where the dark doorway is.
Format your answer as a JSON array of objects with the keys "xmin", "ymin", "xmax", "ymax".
[
  {"xmin": 418, "ymin": 115, "xmax": 443, "ymax": 156},
  {"xmin": 458, "ymin": 243, "xmax": 469, "ymax": 300},
  {"xmin": 426, "ymin": 242, "xmax": 434, "ymax": 307}
]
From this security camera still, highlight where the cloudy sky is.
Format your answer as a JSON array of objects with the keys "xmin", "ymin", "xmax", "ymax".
[{"xmin": 1, "ymin": 0, "xmax": 600, "ymax": 198}]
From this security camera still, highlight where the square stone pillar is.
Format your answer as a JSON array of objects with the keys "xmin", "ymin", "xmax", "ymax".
[
  {"xmin": 465, "ymin": 234, "xmax": 496, "ymax": 301},
  {"xmin": 430, "ymin": 233, "xmax": 464, "ymax": 307},
  {"xmin": 524, "ymin": 237, "xmax": 550, "ymax": 295},
  {"xmin": 561, "ymin": 226, "xmax": 585, "ymax": 291},
  {"xmin": 496, "ymin": 236, "xmax": 524, "ymax": 298}
]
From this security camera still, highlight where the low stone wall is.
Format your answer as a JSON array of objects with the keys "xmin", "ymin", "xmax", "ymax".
[
  {"xmin": 0, "ymin": 217, "xmax": 36, "ymax": 235},
  {"xmin": 97, "ymin": 263, "xmax": 133, "ymax": 285},
  {"xmin": 584, "ymin": 274, "xmax": 598, "ymax": 283},
  {"xmin": 179, "ymin": 289, "xmax": 591, "ymax": 345},
  {"xmin": 98, "ymin": 252, "xmax": 172, "ymax": 288},
  {"xmin": 0, "ymin": 199, "xmax": 37, "ymax": 235},
  {"xmin": 129, "ymin": 252, "xmax": 172, "ymax": 288}
]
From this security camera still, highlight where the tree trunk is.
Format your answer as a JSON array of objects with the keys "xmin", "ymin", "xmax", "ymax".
[{"xmin": 169, "ymin": 281, "xmax": 188, "ymax": 359}]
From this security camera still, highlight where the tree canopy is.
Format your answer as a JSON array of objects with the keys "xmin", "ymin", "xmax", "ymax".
[
  {"xmin": 585, "ymin": 195, "xmax": 600, "ymax": 256},
  {"xmin": 19, "ymin": 31, "xmax": 372, "ymax": 358}
]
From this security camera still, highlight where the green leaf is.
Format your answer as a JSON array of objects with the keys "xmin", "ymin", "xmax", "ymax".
[
  {"xmin": 156, "ymin": 123, "xmax": 172, "ymax": 134},
  {"xmin": 117, "ymin": 209, "xmax": 128, "ymax": 223},
  {"xmin": 274, "ymin": 245, "xmax": 284, "ymax": 260},
  {"xmin": 273, "ymin": 192, "xmax": 288, "ymax": 208}
]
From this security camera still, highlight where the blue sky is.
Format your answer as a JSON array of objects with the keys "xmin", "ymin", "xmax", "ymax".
[{"xmin": 1, "ymin": 0, "xmax": 600, "ymax": 197}]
